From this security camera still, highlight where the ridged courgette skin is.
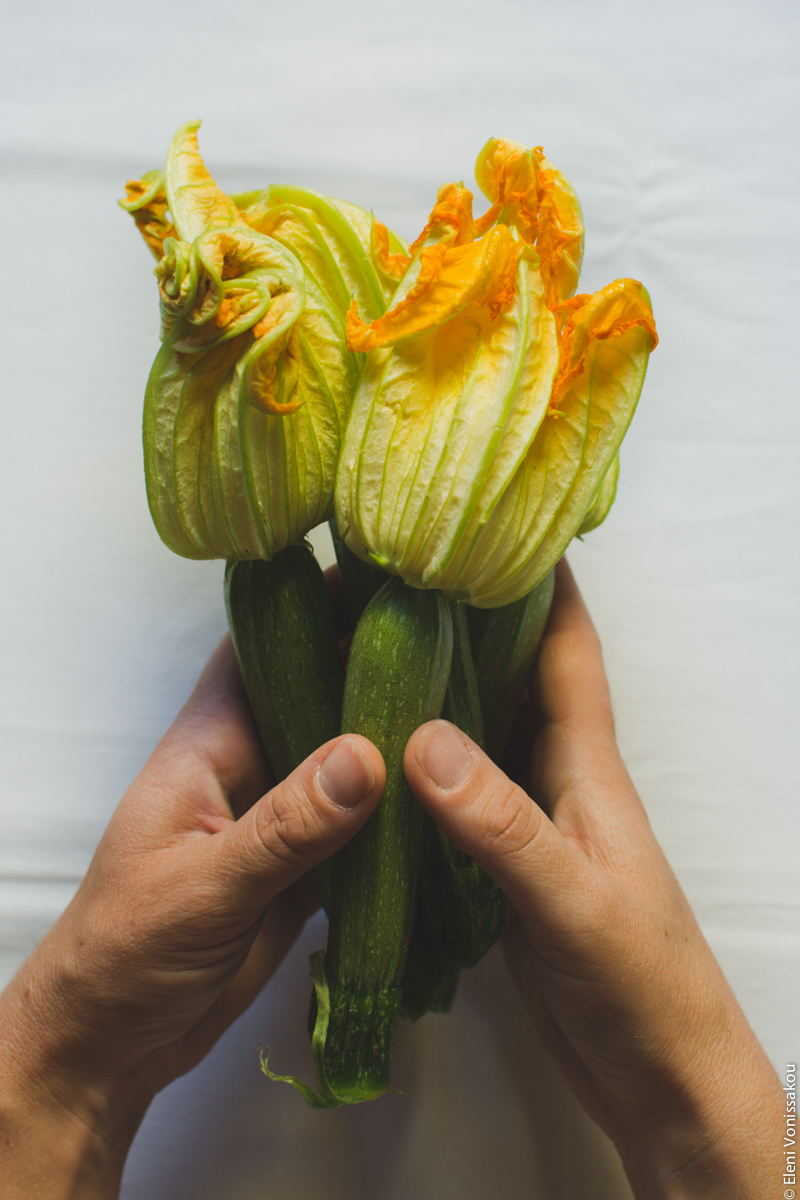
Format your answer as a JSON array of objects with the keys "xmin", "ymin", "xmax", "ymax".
[
  {"xmin": 467, "ymin": 569, "xmax": 555, "ymax": 763},
  {"xmin": 318, "ymin": 577, "xmax": 453, "ymax": 1103},
  {"xmin": 224, "ymin": 547, "xmax": 345, "ymax": 906}
]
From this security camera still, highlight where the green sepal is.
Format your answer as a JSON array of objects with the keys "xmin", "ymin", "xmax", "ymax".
[{"xmin": 259, "ymin": 951, "xmax": 343, "ymax": 1109}]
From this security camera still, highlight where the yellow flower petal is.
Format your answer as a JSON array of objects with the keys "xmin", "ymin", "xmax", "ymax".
[
  {"xmin": 475, "ymin": 139, "xmax": 540, "ymax": 241},
  {"xmin": 347, "ymin": 224, "xmax": 523, "ymax": 352},
  {"xmin": 466, "ymin": 281, "xmax": 656, "ymax": 605}
]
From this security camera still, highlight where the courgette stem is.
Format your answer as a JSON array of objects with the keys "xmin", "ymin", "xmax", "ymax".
[
  {"xmin": 442, "ymin": 600, "xmax": 486, "ymax": 748},
  {"xmin": 314, "ymin": 577, "xmax": 453, "ymax": 1104},
  {"xmin": 467, "ymin": 570, "xmax": 555, "ymax": 764},
  {"xmin": 330, "ymin": 520, "xmax": 386, "ymax": 626}
]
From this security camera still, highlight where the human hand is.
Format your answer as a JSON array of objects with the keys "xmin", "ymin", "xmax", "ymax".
[
  {"xmin": 404, "ymin": 560, "xmax": 784, "ymax": 1199},
  {"xmin": 0, "ymin": 636, "xmax": 385, "ymax": 1199}
]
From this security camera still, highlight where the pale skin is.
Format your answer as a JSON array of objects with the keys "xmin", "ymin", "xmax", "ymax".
[{"xmin": 0, "ymin": 561, "xmax": 784, "ymax": 1198}]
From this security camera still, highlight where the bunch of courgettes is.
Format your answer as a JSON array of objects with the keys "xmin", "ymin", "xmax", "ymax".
[
  {"xmin": 121, "ymin": 121, "xmax": 653, "ymax": 1108},
  {"xmin": 226, "ymin": 533, "xmax": 554, "ymax": 1107}
]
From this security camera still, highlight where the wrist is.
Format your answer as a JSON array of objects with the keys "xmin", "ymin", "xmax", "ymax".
[
  {"xmin": 0, "ymin": 1082, "xmax": 142, "ymax": 1200},
  {"xmin": 614, "ymin": 1028, "xmax": 784, "ymax": 1199},
  {"xmin": 0, "ymin": 938, "xmax": 154, "ymax": 1199}
]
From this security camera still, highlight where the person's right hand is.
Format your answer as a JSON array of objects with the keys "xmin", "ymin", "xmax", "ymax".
[
  {"xmin": 404, "ymin": 560, "xmax": 784, "ymax": 1199},
  {"xmin": 0, "ymin": 636, "xmax": 386, "ymax": 1200}
]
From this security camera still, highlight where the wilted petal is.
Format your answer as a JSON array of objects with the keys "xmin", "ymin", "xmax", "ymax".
[
  {"xmin": 237, "ymin": 187, "xmax": 407, "ymax": 313},
  {"xmin": 475, "ymin": 138, "xmax": 584, "ymax": 307},
  {"xmin": 347, "ymin": 224, "xmax": 522, "ymax": 352},
  {"xmin": 469, "ymin": 281, "xmax": 656, "ymax": 605},
  {"xmin": 256, "ymin": 186, "xmax": 388, "ymax": 321},
  {"xmin": 130, "ymin": 124, "xmax": 363, "ymax": 562},
  {"xmin": 165, "ymin": 121, "xmax": 243, "ymax": 244},
  {"xmin": 118, "ymin": 170, "xmax": 175, "ymax": 259},
  {"xmin": 371, "ymin": 220, "xmax": 411, "ymax": 283},
  {"xmin": 550, "ymin": 279, "xmax": 658, "ymax": 412},
  {"xmin": 153, "ymin": 237, "xmax": 194, "ymax": 337},
  {"xmin": 336, "ymin": 255, "xmax": 558, "ymax": 591},
  {"xmin": 407, "ymin": 182, "xmax": 479, "ymax": 254}
]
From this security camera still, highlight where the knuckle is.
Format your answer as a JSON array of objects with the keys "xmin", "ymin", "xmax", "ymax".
[
  {"xmin": 478, "ymin": 781, "xmax": 543, "ymax": 861},
  {"xmin": 254, "ymin": 782, "xmax": 322, "ymax": 867}
]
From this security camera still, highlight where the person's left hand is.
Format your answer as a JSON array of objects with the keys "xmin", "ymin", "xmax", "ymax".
[{"xmin": 0, "ymin": 635, "xmax": 385, "ymax": 1199}]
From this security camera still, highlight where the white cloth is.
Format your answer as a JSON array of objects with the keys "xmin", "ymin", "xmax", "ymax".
[{"xmin": 1, "ymin": 0, "xmax": 797, "ymax": 1195}]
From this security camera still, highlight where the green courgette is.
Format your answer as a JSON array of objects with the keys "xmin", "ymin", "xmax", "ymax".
[
  {"xmin": 224, "ymin": 546, "xmax": 345, "ymax": 906},
  {"xmin": 267, "ymin": 577, "xmax": 453, "ymax": 1105},
  {"xmin": 467, "ymin": 569, "xmax": 555, "ymax": 763},
  {"xmin": 400, "ymin": 601, "xmax": 506, "ymax": 1021}
]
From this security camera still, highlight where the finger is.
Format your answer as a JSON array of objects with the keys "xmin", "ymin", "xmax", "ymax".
[
  {"xmin": 527, "ymin": 560, "xmax": 646, "ymax": 834},
  {"xmin": 403, "ymin": 720, "xmax": 591, "ymax": 935},
  {"xmin": 202, "ymin": 734, "xmax": 385, "ymax": 911},
  {"xmin": 158, "ymin": 635, "xmax": 272, "ymax": 817},
  {"xmin": 113, "ymin": 637, "xmax": 272, "ymax": 851},
  {"xmin": 531, "ymin": 558, "xmax": 615, "ymax": 743}
]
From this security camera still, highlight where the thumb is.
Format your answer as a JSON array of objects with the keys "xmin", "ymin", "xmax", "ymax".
[
  {"xmin": 403, "ymin": 720, "xmax": 592, "ymax": 937},
  {"xmin": 203, "ymin": 735, "xmax": 385, "ymax": 911}
]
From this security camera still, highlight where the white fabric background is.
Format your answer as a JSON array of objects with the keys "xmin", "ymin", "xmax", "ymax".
[{"xmin": 1, "ymin": 0, "xmax": 798, "ymax": 1195}]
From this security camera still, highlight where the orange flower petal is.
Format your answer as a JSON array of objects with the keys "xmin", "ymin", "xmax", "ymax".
[
  {"xmin": 407, "ymin": 182, "xmax": 477, "ymax": 256},
  {"xmin": 475, "ymin": 138, "xmax": 583, "ymax": 308},
  {"xmin": 346, "ymin": 226, "xmax": 522, "ymax": 352},
  {"xmin": 533, "ymin": 152, "xmax": 584, "ymax": 311},
  {"xmin": 119, "ymin": 173, "xmax": 176, "ymax": 259},
  {"xmin": 549, "ymin": 280, "xmax": 658, "ymax": 415},
  {"xmin": 371, "ymin": 221, "xmax": 411, "ymax": 281},
  {"xmin": 472, "ymin": 201, "xmax": 503, "ymax": 238}
]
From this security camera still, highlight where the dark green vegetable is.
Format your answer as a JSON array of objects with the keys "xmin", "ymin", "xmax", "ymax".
[
  {"xmin": 400, "ymin": 601, "xmax": 505, "ymax": 1020},
  {"xmin": 324, "ymin": 578, "xmax": 453, "ymax": 1102},
  {"xmin": 266, "ymin": 577, "xmax": 453, "ymax": 1105},
  {"xmin": 398, "ymin": 956, "xmax": 459, "ymax": 1023},
  {"xmin": 467, "ymin": 570, "xmax": 555, "ymax": 763},
  {"xmin": 224, "ymin": 546, "xmax": 345, "ymax": 907}
]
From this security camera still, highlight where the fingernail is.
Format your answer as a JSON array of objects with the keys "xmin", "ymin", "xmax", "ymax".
[
  {"xmin": 417, "ymin": 721, "xmax": 472, "ymax": 789},
  {"xmin": 318, "ymin": 739, "xmax": 375, "ymax": 809}
]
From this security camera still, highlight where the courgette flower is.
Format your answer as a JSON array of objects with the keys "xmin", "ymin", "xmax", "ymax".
[
  {"xmin": 335, "ymin": 139, "xmax": 657, "ymax": 607},
  {"xmin": 121, "ymin": 122, "xmax": 401, "ymax": 561}
]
